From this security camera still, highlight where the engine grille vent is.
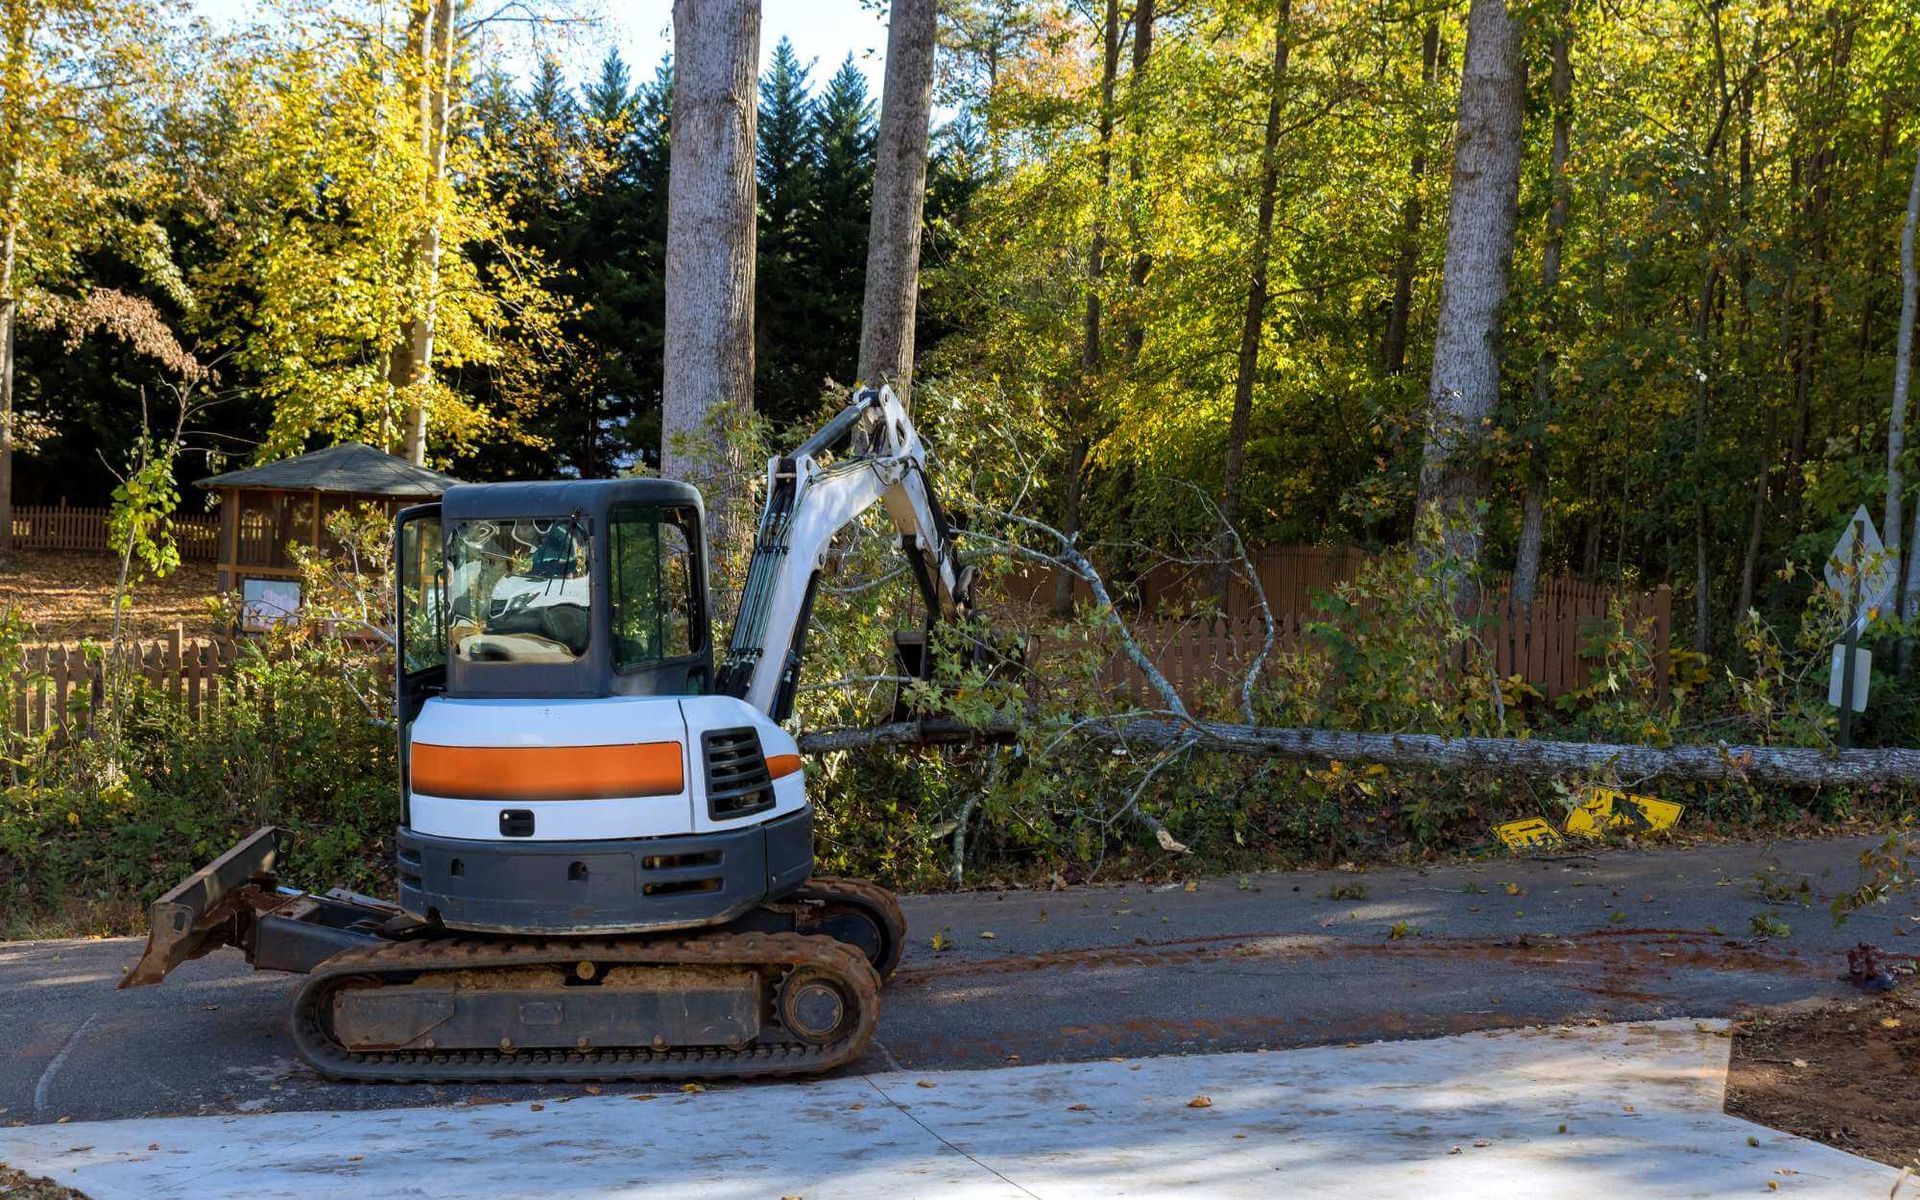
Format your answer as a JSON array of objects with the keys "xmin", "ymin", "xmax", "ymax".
[{"xmin": 702, "ymin": 727, "xmax": 774, "ymax": 820}]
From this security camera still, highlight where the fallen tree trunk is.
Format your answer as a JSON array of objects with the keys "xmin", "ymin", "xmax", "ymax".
[{"xmin": 797, "ymin": 716, "xmax": 1920, "ymax": 789}]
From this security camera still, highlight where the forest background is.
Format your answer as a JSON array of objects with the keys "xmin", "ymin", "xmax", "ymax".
[{"xmin": 1, "ymin": 0, "xmax": 1917, "ymax": 928}]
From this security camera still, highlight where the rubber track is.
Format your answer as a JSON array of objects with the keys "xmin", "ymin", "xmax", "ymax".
[
  {"xmin": 288, "ymin": 931, "xmax": 880, "ymax": 1084},
  {"xmin": 792, "ymin": 877, "xmax": 907, "ymax": 983}
]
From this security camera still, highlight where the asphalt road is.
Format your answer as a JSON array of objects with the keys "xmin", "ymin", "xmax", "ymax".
[{"xmin": 3, "ymin": 835, "xmax": 1912, "ymax": 1126}]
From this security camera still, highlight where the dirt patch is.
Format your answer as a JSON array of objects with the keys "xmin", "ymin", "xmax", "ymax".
[
  {"xmin": 898, "ymin": 927, "xmax": 1817, "ymax": 989},
  {"xmin": 0, "ymin": 1163, "xmax": 90, "ymax": 1199},
  {"xmin": 1725, "ymin": 987, "xmax": 1920, "ymax": 1170},
  {"xmin": 0, "ymin": 550, "xmax": 220, "ymax": 642}
]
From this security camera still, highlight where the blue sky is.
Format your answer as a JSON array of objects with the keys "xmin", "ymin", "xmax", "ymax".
[
  {"xmin": 194, "ymin": 1, "xmax": 895, "ymax": 97},
  {"xmin": 602, "ymin": 1, "xmax": 891, "ymax": 93}
]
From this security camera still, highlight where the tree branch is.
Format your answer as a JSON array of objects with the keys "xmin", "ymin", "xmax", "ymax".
[{"xmin": 797, "ymin": 714, "xmax": 1920, "ymax": 789}]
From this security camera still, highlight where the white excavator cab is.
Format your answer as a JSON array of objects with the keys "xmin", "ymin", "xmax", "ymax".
[{"xmin": 389, "ymin": 476, "xmax": 813, "ymax": 938}]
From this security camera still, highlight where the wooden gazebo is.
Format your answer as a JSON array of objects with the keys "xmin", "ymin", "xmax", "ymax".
[{"xmin": 199, "ymin": 443, "xmax": 459, "ymax": 630}]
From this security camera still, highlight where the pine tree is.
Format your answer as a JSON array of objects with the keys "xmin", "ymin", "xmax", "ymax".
[
  {"xmin": 581, "ymin": 46, "xmax": 635, "ymax": 140},
  {"xmin": 798, "ymin": 55, "xmax": 876, "ymax": 408},
  {"xmin": 574, "ymin": 52, "xmax": 671, "ymax": 474},
  {"xmin": 755, "ymin": 38, "xmax": 817, "ymax": 423}
]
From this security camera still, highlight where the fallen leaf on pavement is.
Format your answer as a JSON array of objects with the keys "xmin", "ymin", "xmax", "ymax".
[
  {"xmin": 979, "ymin": 931, "xmax": 997, "ymax": 939},
  {"xmin": 1187, "ymin": 1096, "xmax": 1213, "ymax": 1108},
  {"xmin": 681, "ymin": 1083, "xmax": 705, "ymax": 1094},
  {"xmin": 529, "ymin": 1103, "xmax": 544, "ymax": 1112},
  {"xmin": 1067, "ymin": 1103, "xmax": 1089, "ymax": 1112},
  {"xmin": 917, "ymin": 1080, "xmax": 936, "ymax": 1089}
]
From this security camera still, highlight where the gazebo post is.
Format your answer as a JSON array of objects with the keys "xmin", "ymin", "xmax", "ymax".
[{"xmin": 216, "ymin": 486, "xmax": 237, "ymax": 593}]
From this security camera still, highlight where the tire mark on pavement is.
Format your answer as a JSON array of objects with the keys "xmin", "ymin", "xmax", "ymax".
[{"xmin": 33, "ymin": 1013, "xmax": 98, "ymax": 1116}]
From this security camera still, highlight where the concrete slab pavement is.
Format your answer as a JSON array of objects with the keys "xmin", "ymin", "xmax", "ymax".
[{"xmin": 0, "ymin": 1019, "xmax": 1902, "ymax": 1198}]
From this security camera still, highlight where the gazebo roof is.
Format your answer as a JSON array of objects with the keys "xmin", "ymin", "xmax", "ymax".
[{"xmin": 198, "ymin": 442, "xmax": 460, "ymax": 497}]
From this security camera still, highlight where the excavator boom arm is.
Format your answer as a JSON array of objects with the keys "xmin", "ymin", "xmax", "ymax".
[{"xmin": 716, "ymin": 387, "xmax": 971, "ymax": 721}]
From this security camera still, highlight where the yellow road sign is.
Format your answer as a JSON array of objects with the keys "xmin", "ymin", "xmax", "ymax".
[
  {"xmin": 1493, "ymin": 817, "xmax": 1565, "ymax": 851},
  {"xmin": 1564, "ymin": 788, "xmax": 1684, "ymax": 840}
]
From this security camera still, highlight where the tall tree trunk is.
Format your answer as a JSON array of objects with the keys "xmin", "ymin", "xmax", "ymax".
[
  {"xmin": 1415, "ymin": 0, "xmax": 1525, "ymax": 600},
  {"xmin": 0, "ymin": 191, "xmax": 16, "ymax": 557},
  {"xmin": 1735, "ymin": 447, "xmax": 1768, "ymax": 617},
  {"xmin": 1691, "ymin": 265, "xmax": 1720, "ymax": 653},
  {"xmin": 396, "ymin": 0, "xmax": 455, "ymax": 466},
  {"xmin": 1510, "ymin": 23, "xmax": 1572, "ymax": 609},
  {"xmin": 0, "ymin": 9, "xmax": 28, "ymax": 554},
  {"xmin": 1082, "ymin": 0, "xmax": 1118, "ymax": 376},
  {"xmin": 857, "ymin": 0, "xmax": 937, "ymax": 403},
  {"xmin": 1121, "ymin": 0, "xmax": 1155, "ymax": 361},
  {"xmin": 1892, "ymin": 145, "xmax": 1920, "ymax": 670},
  {"xmin": 664, "ymin": 0, "xmax": 760, "ymax": 524},
  {"xmin": 1053, "ymin": 0, "xmax": 1122, "ymax": 617},
  {"xmin": 1382, "ymin": 19, "xmax": 1440, "ymax": 377},
  {"xmin": 1213, "ymin": 0, "xmax": 1292, "ymax": 603},
  {"xmin": 1732, "ymin": 52, "xmax": 1762, "ymax": 627}
]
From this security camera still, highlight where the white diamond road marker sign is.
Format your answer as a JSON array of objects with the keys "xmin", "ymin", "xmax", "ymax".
[{"xmin": 1825, "ymin": 505, "xmax": 1895, "ymax": 629}]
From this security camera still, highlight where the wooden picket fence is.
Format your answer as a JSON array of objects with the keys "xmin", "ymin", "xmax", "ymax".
[
  {"xmin": 1081, "ymin": 583, "xmax": 1672, "ymax": 708},
  {"xmin": 8, "ymin": 503, "xmax": 221, "ymax": 560},
  {"xmin": 5, "ymin": 542, "xmax": 1670, "ymax": 736},
  {"xmin": 1003, "ymin": 545, "xmax": 1672, "ymax": 708},
  {"xmin": 6, "ymin": 629, "xmax": 242, "ymax": 739}
]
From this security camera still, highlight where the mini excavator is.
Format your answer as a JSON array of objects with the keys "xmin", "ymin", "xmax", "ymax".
[{"xmin": 122, "ymin": 386, "xmax": 976, "ymax": 1083}]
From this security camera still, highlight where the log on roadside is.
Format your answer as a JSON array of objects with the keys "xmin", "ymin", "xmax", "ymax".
[{"xmin": 797, "ymin": 716, "xmax": 1920, "ymax": 789}]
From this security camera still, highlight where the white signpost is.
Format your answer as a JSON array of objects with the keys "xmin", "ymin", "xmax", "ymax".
[
  {"xmin": 1823, "ymin": 505, "xmax": 1893, "ymax": 745},
  {"xmin": 1827, "ymin": 644, "xmax": 1871, "ymax": 712}
]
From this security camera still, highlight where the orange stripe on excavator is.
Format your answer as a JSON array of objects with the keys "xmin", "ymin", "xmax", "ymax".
[
  {"xmin": 766, "ymin": 753, "xmax": 803, "ymax": 779},
  {"xmin": 410, "ymin": 742, "xmax": 685, "ymax": 801}
]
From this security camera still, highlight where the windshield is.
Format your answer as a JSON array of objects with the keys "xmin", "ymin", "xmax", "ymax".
[{"xmin": 447, "ymin": 518, "xmax": 591, "ymax": 663}]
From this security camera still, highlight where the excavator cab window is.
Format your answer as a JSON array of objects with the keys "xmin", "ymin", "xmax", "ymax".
[
  {"xmin": 397, "ymin": 509, "xmax": 446, "ymax": 678},
  {"xmin": 446, "ymin": 518, "xmax": 592, "ymax": 663},
  {"xmin": 610, "ymin": 503, "xmax": 704, "ymax": 673}
]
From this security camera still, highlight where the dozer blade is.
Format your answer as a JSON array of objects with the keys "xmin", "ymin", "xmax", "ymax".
[{"xmin": 120, "ymin": 826, "xmax": 289, "ymax": 989}]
